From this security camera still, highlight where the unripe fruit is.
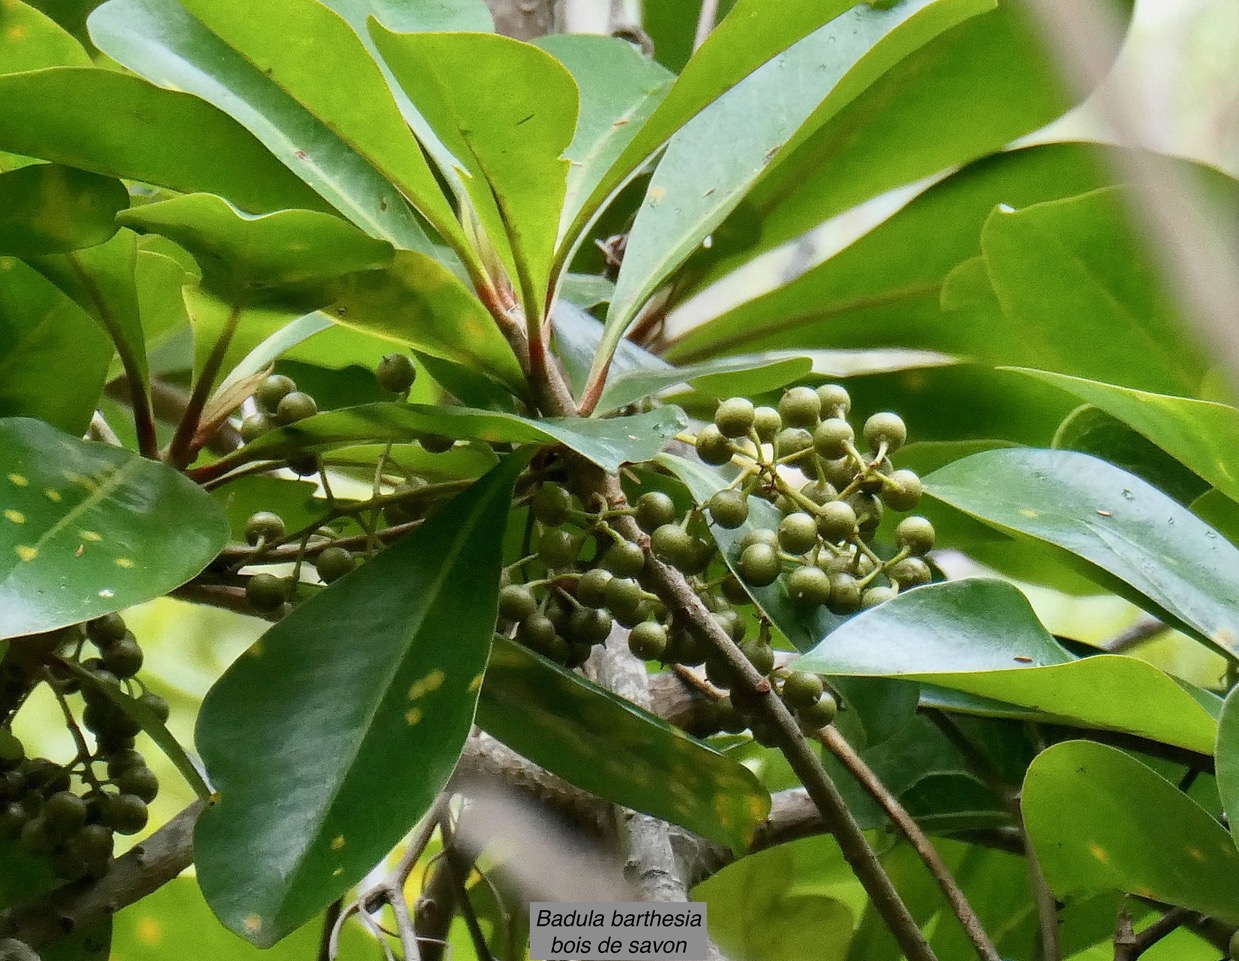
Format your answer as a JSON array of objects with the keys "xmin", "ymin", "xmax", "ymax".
[
  {"xmin": 816, "ymin": 384, "xmax": 851, "ymax": 417},
  {"xmin": 287, "ymin": 454, "xmax": 319, "ymax": 477},
  {"xmin": 628, "ymin": 621, "xmax": 668, "ymax": 660},
  {"xmin": 786, "ymin": 565, "xmax": 831, "ymax": 608},
  {"xmin": 517, "ymin": 613, "xmax": 557, "ymax": 650},
  {"xmin": 740, "ymin": 528, "xmax": 780, "ymax": 551},
  {"xmin": 889, "ymin": 556, "xmax": 932, "ymax": 589},
  {"xmin": 577, "ymin": 567, "xmax": 614, "ymax": 607},
  {"xmin": 739, "ymin": 640, "xmax": 775, "ymax": 676},
  {"xmin": 713, "ymin": 696, "xmax": 747, "ymax": 734},
  {"xmin": 651, "ymin": 524, "xmax": 695, "ymax": 567},
  {"xmin": 275, "ymin": 390, "xmax": 317, "ymax": 425},
  {"xmin": 245, "ymin": 573, "xmax": 288, "ymax": 613},
  {"xmin": 0, "ymin": 730, "xmax": 22, "ymax": 770},
  {"xmin": 537, "ymin": 528, "xmax": 580, "ymax": 569},
  {"xmin": 376, "ymin": 353, "xmax": 417, "ymax": 393},
  {"xmin": 532, "ymin": 484, "xmax": 573, "ymax": 526},
  {"xmin": 895, "ymin": 516, "xmax": 936, "ymax": 556},
  {"xmin": 42, "ymin": 791, "xmax": 87, "ymax": 834},
  {"xmin": 634, "ymin": 492, "xmax": 677, "ymax": 533},
  {"xmin": 752, "ymin": 406, "xmax": 782, "ymax": 443},
  {"xmin": 712, "ymin": 609, "xmax": 746, "ymax": 643},
  {"xmin": 315, "ymin": 545, "xmax": 356, "ymax": 583},
  {"xmin": 828, "ymin": 572, "xmax": 862, "ymax": 613},
  {"xmin": 67, "ymin": 823, "xmax": 113, "ymax": 865},
  {"xmin": 86, "ymin": 612, "xmax": 128, "ymax": 646},
  {"xmin": 605, "ymin": 577, "xmax": 644, "ymax": 617},
  {"xmin": 721, "ymin": 574, "xmax": 751, "ymax": 606},
  {"xmin": 862, "ymin": 585, "xmax": 899, "ymax": 608},
  {"xmin": 816, "ymin": 500, "xmax": 857, "ymax": 542},
  {"xmin": 863, "ymin": 411, "xmax": 907, "ymax": 453},
  {"xmin": 782, "ymin": 671, "xmax": 824, "ymax": 710},
  {"xmin": 498, "ymin": 584, "xmax": 538, "ymax": 622},
  {"xmin": 240, "ymin": 412, "xmax": 273, "ymax": 443},
  {"xmin": 737, "ymin": 543, "xmax": 780, "ymax": 587},
  {"xmin": 845, "ymin": 491, "xmax": 883, "ymax": 539},
  {"xmin": 813, "ymin": 418, "xmax": 854, "ymax": 459},
  {"xmin": 568, "ymin": 607, "xmax": 613, "ymax": 645},
  {"xmin": 102, "ymin": 635, "xmax": 143, "ymax": 679},
  {"xmin": 798, "ymin": 691, "xmax": 839, "ymax": 729},
  {"xmin": 695, "ymin": 424, "xmax": 734, "ymax": 466},
  {"xmin": 116, "ymin": 766, "xmax": 159, "ymax": 803},
  {"xmin": 774, "ymin": 427, "xmax": 814, "ymax": 464},
  {"xmin": 601, "ymin": 540, "xmax": 645, "ymax": 577},
  {"xmin": 255, "ymin": 374, "xmax": 296, "ymax": 414},
  {"xmin": 244, "ymin": 511, "xmax": 285, "ymax": 546},
  {"xmin": 881, "ymin": 469, "xmax": 923, "ymax": 511},
  {"xmin": 820, "ymin": 457, "xmax": 856, "ymax": 490},
  {"xmin": 103, "ymin": 793, "xmax": 148, "ymax": 835},
  {"xmin": 138, "ymin": 691, "xmax": 170, "ymax": 723},
  {"xmin": 799, "ymin": 480, "xmax": 837, "ymax": 506},
  {"xmin": 19, "ymin": 816, "xmax": 55, "ymax": 854},
  {"xmin": 714, "ymin": 397, "xmax": 756, "ymax": 438},
  {"xmin": 708, "ymin": 489, "xmax": 749, "ymax": 529},
  {"xmin": 778, "ymin": 386, "xmax": 822, "ymax": 428},
  {"xmin": 419, "ymin": 433, "xmax": 455, "ymax": 453},
  {"xmin": 778, "ymin": 513, "xmax": 818, "ymax": 555}
]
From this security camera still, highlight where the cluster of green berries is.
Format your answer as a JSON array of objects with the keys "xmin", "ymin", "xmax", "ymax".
[
  {"xmin": 0, "ymin": 613, "xmax": 166, "ymax": 882},
  {"xmin": 241, "ymin": 509, "xmax": 361, "ymax": 613},
  {"xmin": 239, "ymin": 372, "xmax": 319, "ymax": 443},
  {"xmin": 697, "ymin": 384, "xmax": 934, "ymax": 614}
]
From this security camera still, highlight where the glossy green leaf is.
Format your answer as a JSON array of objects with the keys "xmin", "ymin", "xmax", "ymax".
[
  {"xmin": 214, "ymin": 313, "xmax": 332, "ymax": 399},
  {"xmin": 87, "ymin": 0, "xmax": 435, "ymax": 253},
  {"xmin": 691, "ymin": 0, "xmax": 1134, "ymax": 285},
  {"xmin": 925, "ymin": 447, "xmax": 1239, "ymax": 656},
  {"xmin": 1015, "ymin": 367, "xmax": 1239, "ymax": 504},
  {"xmin": 118, "ymin": 194, "xmax": 394, "ymax": 296},
  {"xmin": 0, "ymin": 418, "xmax": 230, "ymax": 639},
  {"xmin": 1217, "ymin": 686, "xmax": 1239, "ymax": 853},
  {"xmin": 324, "ymin": 250, "xmax": 526, "ymax": 395},
  {"xmin": 603, "ymin": 0, "xmax": 989, "ymax": 363},
  {"xmin": 535, "ymin": 34, "xmax": 674, "ymax": 239},
  {"xmin": 202, "ymin": 403, "xmax": 686, "ymax": 479},
  {"xmin": 0, "ymin": 257, "xmax": 112, "ymax": 434},
  {"xmin": 599, "ymin": 354, "xmax": 813, "ymax": 413},
  {"xmin": 793, "ymin": 579, "xmax": 1220, "ymax": 755},
  {"xmin": 980, "ymin": 188, "xmax": 1208, "ymax": 394},
  {"xmin": 0, "ymin": 0, "xmax": 91, "ymax": 71},
  {"xmin": 128, "ymin": 248, "xmax": 194, "ymax": 380},
  {"xmin": 1191, "ymin": 489, "xmax": 1239, "ymax": 549},
  {"xmin": 0, "ymin": 163, "xmax": 126, "ymax": 256},
  {"xmin": 194, "ymin": 455, "xmax": 523, "ymax": 946},
  {"xmin": 479, "ymin": 637, "xmax": 770, "ymax": 850},
  {"xmin": 0, "ymin": 68, "xmax": 328, "ymax": 215},
  {"xmin": 1023, "ymin": 741, "xmax": 1239, "ymax": 922},
  {"xmin": 370, "ymin": 28, "xmax": 576, "ymax": 321},
  {"xmin": 171, "ymin": 0, "xmax": 469, "ymax": 255}
]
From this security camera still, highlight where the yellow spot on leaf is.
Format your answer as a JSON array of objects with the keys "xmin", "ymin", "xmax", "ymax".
[
  {"xmin": 44, "ymin": 488, "xmax": 61, "ymax": 502},
  {"xmin": 7, "ymin": 473, "xmax": 28, "ymax": 487},
  {"xmin": 1088, "ymin": 843, "xmax": 1109, "ymax": 864},
  {"xmin": 467, "ymin": 673, "xmax": 484, "ymax": 692},
  {"xmin": 136, "ymin": 916, "xmax": 164, "ymax": 946},
  {"xmin": 1188, "ymin": 847, "xmax": 1205, "ymax": 861},
  {"xmin": 247, "ymin": 641, "xmax": 264, "ymax": 658},
  {"xmin": 244, "ymin": 914, "xmax": 264, "ymax": 935},
  {"xmin": 408, "ymin": 669, "xmax": 446, "ymax": 700},
  {"xmin": 6, "ymin": 24, "xmax": 27, "ymax": 41},
  {"xmin": 81, "ymin": 530, "xmax": 102, "ymax": 542},
  {"xmin": 15, "ymin": 545, "xmax": 37, "ymax": 562},
  {"xmin": 3, "ymin": 509, "xmax": 25, "ymax": 524},
  {"xmin": 114, "ymin": 557, "xmax": 135, "ymax": 569},
  {"xmin": 331, "ymin": 835, "xmax": 345, "ymax": 850},
  {"xmin": 333, "ymin": 867, "xmax": 343, "ymax": 876},
  {"xmin": 1019, "ymin": 508, "xmax": 1038, "ymax": 518},
  {"xmin": 405, "ymin": 707, "xmax": 423, "ymax": 726}
]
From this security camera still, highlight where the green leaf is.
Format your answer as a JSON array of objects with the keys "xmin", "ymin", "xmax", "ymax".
[
  {"xmin": 170, "ymin": 0, "xmax": 470, "ymax": 256},
  {"xmin": 210, "ymin": 477, "xmax": 324, "ymax": 544},
  {"xmin": 86, "ymin": 0, "xmax": 435, "ymax": 253},
  {"xmin": 369, "ymin": 28, "xmax": 576, "ymax": 321},
  {"xmin": 0, "ymin": 163, "xmax": 127, "ymax": 256},
  {"xmin": 0, "ymin": 0, "xmax": 91, "ymax": 71},
  {"xmin": 1023, "ymin": 741, "xmax": 1239, "ymax": 922},
  {"xmin": 0, "ymin": 257, "xmax": 112, "ymax": 434},
  {"xmin": 691, "ymin": 0, "xmax": 1134, "ymax": 285},
  {"xmin": 599, "ymin": 354, "xmax": 813, "ymax": 414},
  {"xmin": 194, "ymin": 455, "xmax": 523, "ymax": 946},
  {"xmin": 925, "ymin": 448, "xmax": 1239, "ymax": 657},
  {"xmin": 793, "ymin": 579, "xmax": 1221, "ymax": 755},
  {"xmin": 1217, "ymin": 686, "xmax": 1239, "ymax": 853},
  {"xmin": 535, "ymin": 34, "xmax": 674, "ymax": 239},
  {"xmin": 602, "ymin": 0, "xmax": 990, "ymax": 365},
  {"xmin": 202, "ymin": 403, "xmax": 687, "ymax": 479},
  {"xmin": 0, "ymin": 418, "xmax": 230, "ymax": 639},
  {"xmin": 0, "ymin": 68, "xmax": 328, "ymax": 215},
  {"xmin": 1014, "ymin": 368, "xmax": 1239, "ymax": 505},
  {"xmin": 478, "ymin": 636, "xmax": 770, "ymax": 850},
  {"xmin": 118, "ymin": 194, "xmax": 394, "ymax": 296},
  {"xmin": 979, "ymin": 188, "xmax": 1209, "ymax": 394}
]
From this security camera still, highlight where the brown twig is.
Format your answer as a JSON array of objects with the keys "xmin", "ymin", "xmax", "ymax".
[{"xmin": 1113, "ymin": 904, "xmax": 1191, "ymax": 961}]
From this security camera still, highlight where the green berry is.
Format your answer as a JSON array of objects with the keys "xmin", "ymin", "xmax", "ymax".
[
  {"xmin": 651, "ymin": 524, "xmax": 695, "ymax": 567},
  {"xmin": 778, "ymin": 513, "xmax": 818, "ymax": 555},
  {"xmin": 739, "ymin": 640, "xmax": 775, "ymax": 676},
  {"xmin": 86, "ymin": 612, "xmax": 127, "ymax": 646},
  {"xmin": 798, "ymin": 691, "xmax": 838, "ymax": 729},
  {"xmin": 532, "ymin": 484, "xmax": 574, "ymax": 526},
  {"xmin": 752, "ymin": 406, "xmax": 782, "ymax": 443},
  {"xmin": 601, "ymin": 540, "xmax": 645, "ymax": 577},
  {"xmin": 245, "ymin": 573, "xmax": 288, "ymax": 613},
  {"xmin": 42, "ymin": 791, "xmax": 87, "ymax": 834},
  {"xmin": 778, "ymin": 386, "xmax": 822, "ymax": 428},
  {"xmin": 315, "ymin": 545, "xmax": 356, "ymax": 584},
  {"xmin": 255, "ymin": 374, "xmax": 296, "ymax": 414},
  {"xmin": 737, "ymin": 543, "xmax": 781, "ymax": 587},
  {"xmin": 115, "ymin": 765, "xmax": 159, "ymax": 803},
  {"xmin": 895, "ymin": 516, "xmax": 936, "ymax": 555},
  {"xmin": 882, "ymin": 469, "xmax": 923, "ymax": 511},
  {"xmin": 713, "ymin": 696, "xmax": 747, "ymax": 734},
  {"xmin": 103, "ymin": 793, "xmax": 148, "ymax": 835},
  {"xmin": 695, "ymin": 424, "xmax": 734, "ymax": 466},
  {"xmin": 576, "ymin": 568, "xmax": 612, "ymax": 607},
  {"xmin": 240, "ymin": 412, "xmax": 273, "ymax": 443},
  {"xmin": 19, "ymin": 816, "xmax": 55, "ymax": 854},
  {"xmin": 862, "ymin": 585, "xmax": 899, "ymax": 608},
  {"xmin": 537, "ymin": 528, "xmax": 580, "ymax": 569},
  {"xmin": 828, "ymin": 572, "xmax": 862, "ymax": 613},
  {"xmin": 889, "ymin": 556, "xmax": 932, "ymax": 589},
  {"xmin": 786, "ymin": 565, "xmax": 831, "ymax": 608},
  {"xmin": 67, "ymin": 823, "xmax": 113, "ymax": 866},
  {"xmin": 740, "ymin": 528, "xmax": 780, "ymax": 551},
  {"xmin": 708, "ymin": 489, "xmax": 749, "ymax": 529},
  {"xmin": 105, "ymin": 749, "xmax": 144, "ymax": 778},
  {"xmin": 799, "ymin": 480, "xmax": 837, "ymax": 506},
  {"xmin": 714, "ymin": 397, "xmax": 756, "ymax": 438},
  {"xmin": 287, "ymin": 454, "xmax": 319, "ymax": 477},
  {"xmin": 628, "ymin": 621, "xmax": 668, "ymax": 660},
  {"xmin": 782, "ymin": 671, "xmax": 824, "ymax": 710},
  {"xmin": 376, "ymin": 353, "xmax": 417, "ymax": 393},
  {"xmin": 815, "ymin": 384, "xmax": 851, "ymax": 417},
  {"xmin": 276, "ymin": 391, "xmax": 318, "ymax": 425},
  {"xmin": 721, "ymin": 574, "xmax": 751, "ymax": 606},
  {"xmin": 138, "ymin": 691, "xmax": 170, "ymax": 723},
  {"xmin": 0, "ymin": 731, "xmax": 22, "ymax": 770},
  {"xmin": 244, "ymin": 511, "xmax": 285, "ymax": 546},
  {"xmin": 774, "ymin": 427, "xmax": 814, "ymax": 464},
  {"xmin": 712, "ymin": 609, "xmax": 746, "ymax": 643},
  {"xmin": 863, "ymin": 411, "xmax": 907, "ymax": 453},
  {"xmin": 419, "ymin": 433, "xmax": 455, "ymax": 453},
  {"xmin": 816, "ymin": 501, "xmax": 857, "ymax": 542},
  {"xmin": 568, "ymin": 607, "xmax": 613, "ymax": 645},
  {"xmin": 498, "ymin": 584, "xmax": 538, "ymax": 622},
  {"xmin": 605, "ymin": 577, "xmax": 644, "ymax": 617},
  {"xmin": 517, "ymin": 613, "xmax": 557, "ymax": 650},
  {"xmin": 813, "ymin": 418, "xmax": 854, "ymax": 459},
  {"xmin": 634, "ymin": 492, "xmax": 677, "ymax": 533},
  {"xmin": 845, "ymin": 491, "xmax": 883, "ymax": 539},
  {"xmin": 820, "ymin": 457, "xmax": 857, "ymax": 490},
  {"xmin": 101, "ymin": 634, "xmax": 143, "ymax": 679}
]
